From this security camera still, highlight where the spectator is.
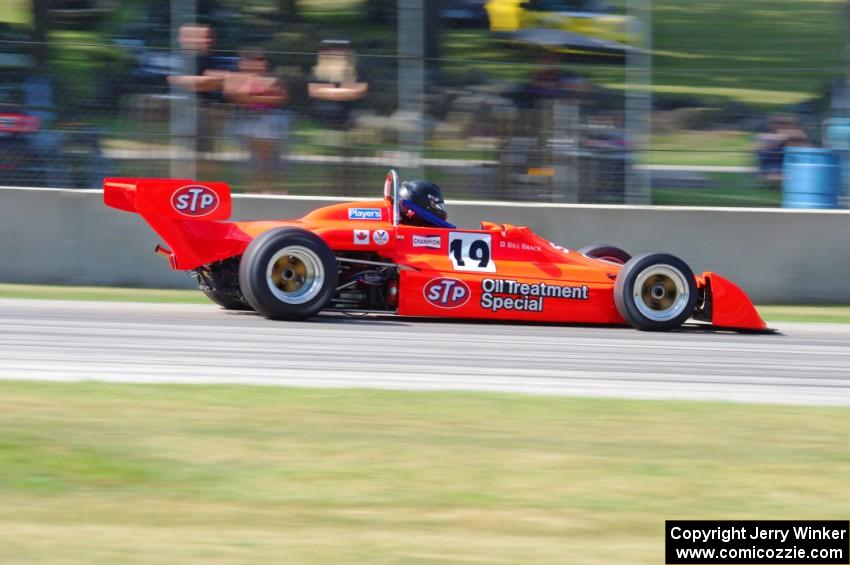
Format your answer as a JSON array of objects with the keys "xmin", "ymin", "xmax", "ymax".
[
  {"xmin": 167, "ymin": 23, "xmax": 227, "ymax": 178},
  {"xmin": 756, "ymin": 114, "xmax": 812, "ymax": 182},
  {"xmin": 224, "ymin": 50, "xmax": 289, "ymax": 192},
  {"xmin": 308, "ymin": 40, "xmax": 368, "ymax": 130}
]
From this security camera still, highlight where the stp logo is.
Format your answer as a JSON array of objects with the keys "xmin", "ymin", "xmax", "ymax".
[
  {"xmin": 423, "ymin": 277, "xmax": 471, "ymax": 309},
  {"xmin": 171, "ymin": 185, "xmax": 220, "ymax": 217}
]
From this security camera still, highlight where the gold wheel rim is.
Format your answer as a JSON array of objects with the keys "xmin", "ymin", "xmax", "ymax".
[
  {"xmin": 265, "ymin": 245, "xmax": 325, "ymax": 305},
  {"xmin": 271, "ymin": 255, "xmax": 309, "ymax": 294}
]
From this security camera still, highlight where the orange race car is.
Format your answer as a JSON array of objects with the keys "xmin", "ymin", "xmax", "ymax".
[{"xmin": 103, "ymin": 170, "xmax": 766, "ymax": 331}]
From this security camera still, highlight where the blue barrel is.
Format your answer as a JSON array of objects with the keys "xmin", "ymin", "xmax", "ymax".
[
  {"xmin": 824, "ymin": 118, "xmax": 850, "ymax": 200},
  {"xmin": 825, "ymin": 118, "xmax": 850, "ymax": 150},
  {"xmin": 782, "ymin": 147, "xmax": 841, "ymax": 209}
]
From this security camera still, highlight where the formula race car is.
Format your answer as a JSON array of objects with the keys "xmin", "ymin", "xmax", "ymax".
[{"xmin": 103, "ymin": 171, "xmax": 766, "ymax": 331}]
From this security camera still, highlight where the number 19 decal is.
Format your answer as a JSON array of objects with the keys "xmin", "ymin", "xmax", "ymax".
[{"xmin": 448, "ymin": 232, "xmax": 496, "ymax": 273}]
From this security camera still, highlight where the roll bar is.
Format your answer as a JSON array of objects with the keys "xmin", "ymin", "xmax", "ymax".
[{"xmin": 384, "ymin": 169, "xmax": 400, "ymax": 227}]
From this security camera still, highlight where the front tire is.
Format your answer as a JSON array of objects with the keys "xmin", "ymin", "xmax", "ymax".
[
  {"xmin": 239, "ymin": 228, "xmax": 338, "ymax": 320},
  {"xmin": 614, "ymin": 253, "xmax": 697, "ymax": 331}
]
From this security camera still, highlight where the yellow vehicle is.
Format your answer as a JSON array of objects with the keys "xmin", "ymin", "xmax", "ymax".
[{"xmin": 485, "ymin": 0, "xmax": 636, "ymax": 55}]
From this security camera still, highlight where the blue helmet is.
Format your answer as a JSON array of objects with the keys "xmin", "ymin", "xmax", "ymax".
[{"xmin": 399, "ymin": 180, "xmax": 448, "ymax": 227}]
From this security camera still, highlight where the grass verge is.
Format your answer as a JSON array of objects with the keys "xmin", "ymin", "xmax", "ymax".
[
  {"xmin": 0, "ymin": 283, "xmax": 208, "ymax": 304},
  {"xmin": 757, "ymin": 305, "xmax": 850, "ymax": 324},
  {"xmin": 3, "ymin": 283, "xmax": 849, "ymax": 323},
  {"xmin": 0, "ymin": 381, "xmax": 848, "ymax": 563},
  {"xmin": 0, "ymin": 0, "xmax": 30, "ymax": 24},
  {"xmin": 652, "ymin": 172, "xmax": 783, "ymax": 208}
]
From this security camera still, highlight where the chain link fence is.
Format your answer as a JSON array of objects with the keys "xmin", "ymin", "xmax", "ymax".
[{"xmin": 0, "ymin": 0, "xmax": 846, "ymax": 206}]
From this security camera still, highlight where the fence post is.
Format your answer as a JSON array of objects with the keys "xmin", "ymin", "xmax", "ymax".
[
  {"xmin": 624, "ymin": 0, "xmax": 652, "ymax": 204},
  {"xmin": 397, "ymin": 0, "xmax": 425, "ymax": 179},
  {"xmin": 170, "ymin": 0, "xmax": 197, "ymax": 180},
  {"xmin": 552, "ymin": 100, "xmax": 580, "ymax": 203}
]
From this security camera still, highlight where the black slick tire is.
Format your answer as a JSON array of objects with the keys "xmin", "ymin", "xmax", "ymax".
[
  {"xmin": 238, "ymin": 227, "xmax": 338, "ymax": 320},
  {"xmin": 614, "ymin": 252, "xmax": 697, "ymax": 331}
]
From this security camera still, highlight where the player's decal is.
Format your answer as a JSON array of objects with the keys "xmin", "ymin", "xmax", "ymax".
[
  {"xmin": 171, "ymin": 185, "xmax": 220, "ymax": 217},
  {"xmin": 423, "ymin": 277, "xmax": 471, "ymax": 309},
  {"xmin": 373, "ymin": 229, "xmax": 390, "ymax": 246},
  {"xmin": 348, "ymin": 208, "xmax": 382, "ymax": 221},
  {"xmin": 448, "ymin": 232, "xmax": 496, "ymax": 273},
  {"xmin": 354, "ymin": 229, "xmax": 370, "ymax": 245}
]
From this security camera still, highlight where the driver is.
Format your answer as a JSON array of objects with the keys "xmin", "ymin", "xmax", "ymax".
[{"xmin": 398, "ymin": 180, "xmax": 450, "ymax": 227}]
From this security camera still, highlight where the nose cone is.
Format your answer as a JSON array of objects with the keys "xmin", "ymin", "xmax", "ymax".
[{"xmin": 706, "ymin": 273, "xmax": 767, "ymax": 330}]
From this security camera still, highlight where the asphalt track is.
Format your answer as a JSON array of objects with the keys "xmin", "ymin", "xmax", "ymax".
[{"xmin": 1, "ymin": 298, "xmax": 849, "ymax": 405}]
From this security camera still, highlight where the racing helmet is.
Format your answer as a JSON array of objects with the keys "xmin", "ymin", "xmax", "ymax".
[{"xmin": 398, "ymin": 180, "xmax": 448, "ymax": 227}]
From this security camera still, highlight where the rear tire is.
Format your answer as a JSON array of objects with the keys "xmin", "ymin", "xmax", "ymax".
[
  {"xmin": 579, "ymin": 244, "xmax": 631, "ymax": 265},
  {"xmin": 239, "ymin": 227, "xmax": 337, "ymax": 320},
  {"xmin": 614, "ymin": 253, "xmax": 697, "ymax": 331}
]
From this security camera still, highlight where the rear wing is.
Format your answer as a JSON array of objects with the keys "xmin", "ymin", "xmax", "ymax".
[
  {"xmin": 104, "ymin": 177, "xmax": 232, "ymax": 220},
  {"xmin": 103, "ymin": 177, "xmax": 247, "ymax": 270}
]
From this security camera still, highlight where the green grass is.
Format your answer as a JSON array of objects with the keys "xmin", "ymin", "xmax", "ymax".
[
  {"xmin": 0, "ymin": 0, "xmax": 30, "ymax": 24},
  {"xmin": 757, "ymin": 305, "xmax": 850, "ymax": 324},
  {"xmin": 652, "ymin": 0, "xmax": 845, "ymax": 107},
  {"xmin": 647, "ymin": 131, "xmax": 755, "ymax": 168},
  {"xmin": 0, "ymin": 381, "xmax": 848, "ymax": 563},
  {"xmin": 0, "ymin": 283, "xmax": 208, "ymax": 304},
  {"xmin": 652, "ymin": 172, "xmax": 783, "ymax": 207},
  {"xmin": 2, "ymin": 283, "xmax": 849, "ymax": 323}
]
